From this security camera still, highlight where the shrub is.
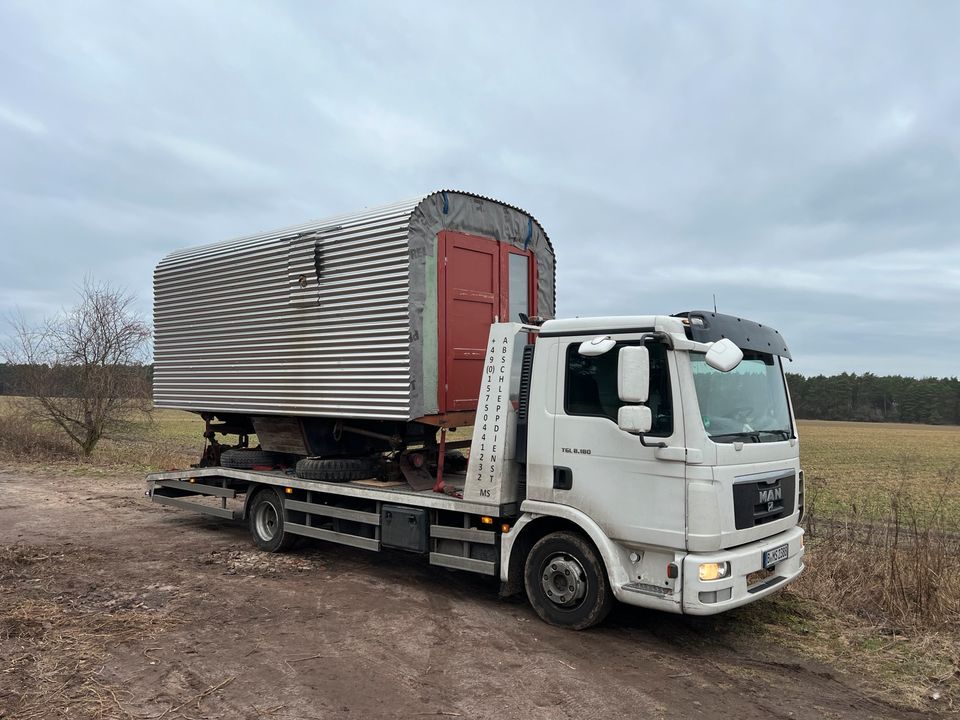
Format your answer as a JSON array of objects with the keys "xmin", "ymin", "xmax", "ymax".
[
  {"xmin": 800, "ymin": 470, "xmax": 960, "ymax": 631},
  {"xmin": 0, "ymin": 407, "xmax": 77, "ymax": 461}
]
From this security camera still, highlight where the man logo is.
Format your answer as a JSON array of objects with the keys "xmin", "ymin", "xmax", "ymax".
[{"xmin": 758, "ymin": 487, "xmax": 782, "ymax": 505}]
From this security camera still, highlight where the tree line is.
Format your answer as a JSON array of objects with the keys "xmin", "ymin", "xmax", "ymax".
[
  {"xmin": 786, "ymin": 372, "xmax": 960, "ymax": 425},
  {"xmin": 0, "ymin": 363, "xmax": 151, "ymax": 397},
  {"xmin": 5, "ymin": 364, "xmax": 958, "ymax": 426}
]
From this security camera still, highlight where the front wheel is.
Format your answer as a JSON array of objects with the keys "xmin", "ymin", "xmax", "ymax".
[
  {"xmin": 523, "ymin": 531, "xmax": 613, "ymax": 630},
  {"xmin": 248, "ymin": 488, "xmax": 297, "ymax": 552}
]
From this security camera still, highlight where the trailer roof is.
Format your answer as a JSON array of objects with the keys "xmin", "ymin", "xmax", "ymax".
[
  {"xmin": 153, "ymin": 190, "xmax": 557, "ymax": 421},
  {"xmin": 159, "ymin": 189, "xmax": 553, "ymax": 263}
]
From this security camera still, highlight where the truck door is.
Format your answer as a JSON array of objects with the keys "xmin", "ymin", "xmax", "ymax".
[{"xmin": 551, "ymin": 338, "xmax": 686, "ymax": 549}]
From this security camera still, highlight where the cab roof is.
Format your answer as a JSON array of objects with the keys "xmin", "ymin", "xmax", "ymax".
[
  {"xmin": 538, "ymin": 311, "xmax": 791, "ymax": 360},
  {"xmin": 538, "ymin": 315, "xmax": 684, "ymax": 337}
]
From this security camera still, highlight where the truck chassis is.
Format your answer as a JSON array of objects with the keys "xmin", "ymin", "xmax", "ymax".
[{"xmin": 148, "ymin": 467, "xmax": 510, "ymax": 577}]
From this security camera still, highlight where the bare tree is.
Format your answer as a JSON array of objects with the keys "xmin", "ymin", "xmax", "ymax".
[{"xmin": 4, "ymin": 278, "xmax": 152, "ymax": 456}]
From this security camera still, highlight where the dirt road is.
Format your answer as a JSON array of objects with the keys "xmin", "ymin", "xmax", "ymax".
[{"xmin": 0, "ymin": 470, "xmax": 924, "ymax": 719}]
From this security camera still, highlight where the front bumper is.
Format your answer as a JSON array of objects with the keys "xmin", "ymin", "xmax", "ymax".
[{"xmin": 681, "ymin": 525, "xmax": 805, "ymax": 615}]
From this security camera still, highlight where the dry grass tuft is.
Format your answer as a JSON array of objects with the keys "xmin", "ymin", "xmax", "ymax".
[
  {"xmin": 0, "ymin": 546, "xmax": 177, "ymax": 720},
  {"xmin": 802, "ymin": 470, "xmax": 960, "ymax": 631},
  {"xmin": 740, "ymin": 591, "xmax": 959, "ymax": 711},
  {"xmin": 0, "ymin": 405, "xmax": 77, "ymax": 461},
  {"xmin": 1, "ymin": 599, "xmax": 161, "ymax": 719},
  {"xmin": 786, "ymin": 466, "xmax": 960, "ymax": 710},
  {"xmin": 0, "ymin": 397, "xmax": 205, "ymax": 472}
]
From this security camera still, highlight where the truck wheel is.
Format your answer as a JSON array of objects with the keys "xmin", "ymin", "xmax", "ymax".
[
  {"xmin": 221, "ymin": 448, "xmax": 280, "ymax": 469},
  {"xmin": 248, "ymin": 488, "xmax": 296, "ymax": 552},
  {"xmin": 523, "ymin": 531, "xmax": 613, "ymax": 630},
  {"xmin": 295, "ymin": 457, "xmax": 379, "ymax": 482}
]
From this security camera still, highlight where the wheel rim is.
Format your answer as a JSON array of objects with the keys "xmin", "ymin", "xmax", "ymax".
[
  {"xmin": 255, "ymin": 501, "xmax": 279, "ymax": 541},
  {"xmin": 540, "ymin": 553, "xmax": 588, "ymax": 608}
]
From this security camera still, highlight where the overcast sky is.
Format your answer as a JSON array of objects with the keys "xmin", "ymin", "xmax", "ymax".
[{"xmin": 1, "ymin": 2, "xmax": 957, "ymax": 378}]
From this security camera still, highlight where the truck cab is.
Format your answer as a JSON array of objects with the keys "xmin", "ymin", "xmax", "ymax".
[{"xmin": 497, "ymin": 310, "xmax": 804, "ymax": 624}]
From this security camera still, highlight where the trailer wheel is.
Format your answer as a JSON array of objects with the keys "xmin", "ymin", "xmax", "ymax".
[
  {"xmin": 248, "ymin": 488, "xmax": 296, "ymax": 552},
  {"xmin": 295, "ymin": 457, "xmax": 379, "ymax": 482},
  {"xmin": 523, "ymin": 531, "xmax": 613, "ymax": 630},
  {"xmin": 221, "ymin": 448, "xmax": 281, "ymax": 470}
]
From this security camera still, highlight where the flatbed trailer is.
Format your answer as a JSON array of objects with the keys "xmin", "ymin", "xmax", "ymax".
[{"xmin": 148, "ymin": 465, "xmax": 512, "ymax": 577}]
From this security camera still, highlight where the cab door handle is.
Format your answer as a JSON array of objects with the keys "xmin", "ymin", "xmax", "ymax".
[{"xmin": 553, "ymin": 467, "xmax": 573, "ymax": 490}]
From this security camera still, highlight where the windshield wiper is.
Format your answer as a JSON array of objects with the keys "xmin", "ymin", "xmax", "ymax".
[
  {"xmin": 710, "ymin": 430, "xmax": 791, "ymax": 443},
  {"xmin": 710, "ymin": 431, "xmax": 762, "ymax": 443},
  {"xmin": 758, "ymin": 429, "xmax": 791, "ymax": 441}
]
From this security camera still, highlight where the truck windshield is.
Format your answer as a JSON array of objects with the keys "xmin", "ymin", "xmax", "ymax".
[{"xmin": 690, "ymin": 350, "xmax": 793, "ymax": 443}]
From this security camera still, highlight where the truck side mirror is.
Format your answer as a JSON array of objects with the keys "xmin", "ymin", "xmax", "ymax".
[
  {"xmin": 618, "ymin": 405, "xmax": 652, "ymax": 434},
  {"xmin": 618, "ymin": 346, "xmax": 649, "ymax": 403},
  {"xmin": 705, "ymin": 338, "xmax": 743, "ymax": 372}
]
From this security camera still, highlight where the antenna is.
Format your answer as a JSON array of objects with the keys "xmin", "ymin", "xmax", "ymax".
[{"xmin": 713, "ymin": 294, "xmax": 717, "ymax": 313}]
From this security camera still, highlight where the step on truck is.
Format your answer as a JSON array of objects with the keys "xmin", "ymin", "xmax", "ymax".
[{"xmin": 148, "ymin": 190, "xmax": 804, "ymax": 629}]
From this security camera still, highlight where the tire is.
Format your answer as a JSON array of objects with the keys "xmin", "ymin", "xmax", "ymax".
[
  {"xmin": 295, "ymin": 456, "xmax": 379, "ymax": 482},
  {"xmin": 523, "ymin": 531, "xmax": 613, "ymax": 630},
  {"xmin": 443, "ymin": 449, "xmax": 468, "ymax": 472},
  {"xmin": 221, "ymin": 448, "xmax": 281, "ymax": 470},
  {"xmin": 247, "ymin": 488, "xmax": 297, "ymax": 552}
]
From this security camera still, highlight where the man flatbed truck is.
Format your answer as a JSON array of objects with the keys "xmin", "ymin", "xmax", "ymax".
[{"xmin": 147, "ymin": 192, "xmax": 804, "ymax": 629}]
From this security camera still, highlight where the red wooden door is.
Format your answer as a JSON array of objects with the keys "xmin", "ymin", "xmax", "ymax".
[
  {"xmin": 438, "ymin": 232, "xmax": 500, "ymax": 412},
  {"xmin": 437, "ymin": 232, "xmax": 539, "ymax": 414}
]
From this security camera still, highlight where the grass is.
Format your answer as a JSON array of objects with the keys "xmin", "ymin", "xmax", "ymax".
[
  {"xmin": 0, "ymin": 396, "xmax": 206, "ymax": 474},
  {"xmin": 799, "ymin": 420, "xmax": 960, "ymax": 524}
]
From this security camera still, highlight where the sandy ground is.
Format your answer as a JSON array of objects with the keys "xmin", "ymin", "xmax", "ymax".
[{"xmin": 0, "ymin": 470, "xmax": 927, "ymax": 720}]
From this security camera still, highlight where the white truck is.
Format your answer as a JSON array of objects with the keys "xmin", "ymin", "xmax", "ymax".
[
  {"xmin": 148, "ymin": 313, "xmax": 804, "ymax": 629},
  {"xmin": 147, "ymin": 192, "xmax": 804, "ymax": 629}
]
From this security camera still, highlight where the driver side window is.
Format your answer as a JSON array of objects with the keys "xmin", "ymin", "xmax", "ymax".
[{"xmin": 563, "ymin": 341, "xmax": 673, "ymax": 436}]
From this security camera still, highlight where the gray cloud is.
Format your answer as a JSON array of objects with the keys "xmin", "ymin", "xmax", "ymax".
[{"xmin": 1, "ymin": 1, "xmax": 958, "ymax": 378}]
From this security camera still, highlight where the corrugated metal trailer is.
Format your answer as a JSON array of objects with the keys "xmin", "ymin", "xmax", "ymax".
[{"xmin": 153, "ymin": 190, "xmax": 554, "ymax": 455}]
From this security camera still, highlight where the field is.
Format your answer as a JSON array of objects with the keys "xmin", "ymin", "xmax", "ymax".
[
  {"xmin": 1, "ymin": 405, "xmax": 958, "ymax": 716},
  {"xmin": 799, "ymin": 420, "xmax": 960, "ymax": 523}
]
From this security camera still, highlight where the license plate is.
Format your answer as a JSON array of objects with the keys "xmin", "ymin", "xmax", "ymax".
[{"xmin": 763, "ymin": 543, "xmax": 789, "ymax": 569}]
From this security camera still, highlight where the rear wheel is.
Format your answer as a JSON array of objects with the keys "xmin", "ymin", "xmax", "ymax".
[
  {"xmin": 248, "ymin": 488, "xmax": 296, "ymax": 552},
  {"xmin": 523, "ymin": 531, "xmax": 613, "ymax": 630}
]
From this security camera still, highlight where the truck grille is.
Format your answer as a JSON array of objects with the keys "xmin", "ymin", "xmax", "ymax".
[{"xmin": 732, "ymin": 472, "xmax": 796, "ymax": 530}]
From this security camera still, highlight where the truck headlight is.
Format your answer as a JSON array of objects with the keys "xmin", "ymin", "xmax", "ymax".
[{"xmin": 698, "ymin": 562, "xmax": 731, "ymax": 581}]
